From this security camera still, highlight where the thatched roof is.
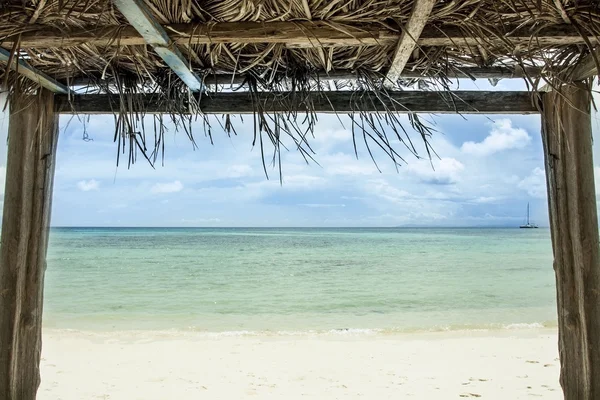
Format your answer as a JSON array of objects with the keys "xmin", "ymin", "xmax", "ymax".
[
  {"xmin": 0, "ymin": 0, "xmax": 598, "ymax": 173},
  {"xmin": 1, "ymin": 0, "xmax": 598, "ymax": 86}
]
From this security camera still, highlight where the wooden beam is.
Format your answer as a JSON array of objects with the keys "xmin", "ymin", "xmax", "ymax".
[
  {"xmin": 1, "ymin": 22, "xmax": 594, "ymax": 49},
  {"xmin": 55, "ymin": 91, "xmax": 539, "ymax": 114},
  {"xmin": 0, "ymin": 89, "xmax": 59, "ymax": 400},
  {"xmin": 0, "ymin": 48, "xmax": 69, "ymax": 93},
  {"xmin": 541, "ymin": 82, "xmax": 600, "ymax": 399},
  {"xmin": 572, "ymin": 47, "xmax": 600, "ymax": 81},
  {"xmin": 111, "ymin": 0, "xmax": 202, "ymax": 91},
  {"xmin": 385, "ymin": 0, "xmax": 436, "ymax": 88}
]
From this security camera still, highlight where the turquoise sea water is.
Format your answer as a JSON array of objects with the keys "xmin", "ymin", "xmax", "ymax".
[{"xmin": 44, "ymin": 227, "xmax": 557, "ymax": 333}]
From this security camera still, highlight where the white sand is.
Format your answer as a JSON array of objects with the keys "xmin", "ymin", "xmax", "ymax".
[{"xmin": 39, "ymin": 329, "xmax": 561, "ymax": 400}]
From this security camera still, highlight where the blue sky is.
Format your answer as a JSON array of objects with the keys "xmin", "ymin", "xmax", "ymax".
[{"xmin": 0, "ymin": 81, "xmax": 599, "ymax": 227}]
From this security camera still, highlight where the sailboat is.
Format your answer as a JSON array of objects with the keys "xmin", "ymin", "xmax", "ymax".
[{"xmin": 520, "ymin": 203, "xmax": 538, "ymax": 229}]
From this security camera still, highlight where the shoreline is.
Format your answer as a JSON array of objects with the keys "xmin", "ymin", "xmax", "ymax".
[
  {"xmin": 39, "ymin": 327, "xmax": 561, "ymax": 400},
  {"xmin": 41, "ymin": 324, "xmax": 558, "ymax": 339}
]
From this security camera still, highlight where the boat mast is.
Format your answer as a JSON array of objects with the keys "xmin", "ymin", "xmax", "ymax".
[{"xmin": 527, "ymin": 202, "xmax": 530, "ymax": 225}]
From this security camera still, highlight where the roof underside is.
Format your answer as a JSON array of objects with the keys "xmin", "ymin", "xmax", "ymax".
[
  {"xmin": 0, "ymin": 0, "xmax": 598, "ymax": 173},
  {"xmin": 0, "ymin": 0, "xmax": 598, "ymax": 93}
]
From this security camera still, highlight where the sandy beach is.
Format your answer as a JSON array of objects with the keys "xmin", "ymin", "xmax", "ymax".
[{"xmin": 39, "ymin": 328, "xmax": 561, "ymax": 400}]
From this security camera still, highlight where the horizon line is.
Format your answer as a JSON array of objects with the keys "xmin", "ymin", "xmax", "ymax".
[{"xmin": 50, "ymin": 225, "xmax": 550, "ymax": 229}]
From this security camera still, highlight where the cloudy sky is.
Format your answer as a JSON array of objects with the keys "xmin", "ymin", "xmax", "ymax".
[{"xmin": 0, "ymin": 81, "xmax": 598, "ymax": 227}]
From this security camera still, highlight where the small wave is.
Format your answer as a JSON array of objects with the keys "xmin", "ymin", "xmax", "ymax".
[
  {"xmin": 327, "ymin": 328, "xmax": 382, "ymax": 335},
  {"xmin": 188, "ymin": 328, "xmax": 383, "ymax": 337},
  {"xmin": 45, "ymin": 321, "xmax": 557, "ymax": 337},
  {"xmin": 182, "ymin": 322, "xmax": 555, "ymax": 337},
  {"xmin": 202, "ymin": 330, "xmax": 260, "ymax": 337},
  {"xmin": 504, "ymin": 322, "xmax": 546, "ymax": 329},
  {"xmin": 411, "ymin": 321, "xmax": 555, "ymax": 333}
]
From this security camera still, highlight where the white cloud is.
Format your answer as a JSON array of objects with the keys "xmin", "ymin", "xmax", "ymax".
[
  {"xmin": 328, "ymin": 163, "xmax": 377, "ymax": 176},
  {"xmin": 461, "ymin": 119, "xmax": 531, "ymax": 156},
  {"xmin": 312, "ymin": 129, "xmax": 351, "ymax": 144},
  {"xmin": 518, "ymin": 167, "xmax": 546, "ymax": 198},
  {"xmin": 77, "ymin": 179, "xmax": 99, "ymax": 191},
  {"xmin": 226, "ymin": 165, "xmax": 253, "ymax": 178},
  {"xmin": 407, "ymin": 157, "xmax": 464, "ymax": 185},
  {"xmin": 366, "ymin": 178, "xmax": 412, "ymax": 204},
  {"xmin": 322, "ymin": 153, "xmax": 379, "ymax": 176},
  {"xmin": 282, "ymin": 174, "xmax": 326, "ymax": 189},
  {"xmin": 471, "ymin": 196, "xmax": 501, "ymax": 204},
  {"xmin": 151, "ymin": 180, "xmax": 183, "ymax": 194},
  {"xmin": 299, "ymin": 203, "xmax": 346, "ymax": 208}
]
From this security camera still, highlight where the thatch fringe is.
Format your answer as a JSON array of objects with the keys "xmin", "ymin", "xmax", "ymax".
[{"xmin": 1, "ymin": 0, "xmax": 599, "ymax": 177}]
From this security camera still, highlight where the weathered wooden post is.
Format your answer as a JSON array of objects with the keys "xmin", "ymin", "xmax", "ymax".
[
  {"xmin": 0, "ymin": 89, "xmax": 59, "ymax": 400},
  {"xmin": 541, "ymin": 82, "xmax": 600, "ymax": 399}
]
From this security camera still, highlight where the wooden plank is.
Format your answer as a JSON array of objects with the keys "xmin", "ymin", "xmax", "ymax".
[
  {"xmin": 541, "ymin": 82, "xmax": 600, "ymax": 399},
  {"xmin": 1, "ymin": 22, "xmax": 594, "ymax": 49},
  {"xmin": 572, "ymin": 47, "xmax": 600, "ymax": 81},
  {"xmin": 0, "ymin": 48, "xmax": 69, "ymax": 93},
  {"xmin": 111, "ymin": 0, "xmax": 202, "ymax": 91},
  {"xmin": 55, "ymin": 91, "xmax": 539, "ymax": 114},
  {"xmin": 385, "ymin": 0, "xmax": 436, "ymax": 87},
  {"xmin": 0, "ymin": 89, "xmax": 59, "ymax": 400}
]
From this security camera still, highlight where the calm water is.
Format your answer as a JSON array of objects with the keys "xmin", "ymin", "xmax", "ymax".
[{"xmin": 44, "ymin": 227, "xmax": 557, "ymax": 333}]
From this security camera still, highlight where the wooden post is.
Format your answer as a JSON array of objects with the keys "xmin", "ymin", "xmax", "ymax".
[
  {"xmin": 0, "ymin": 89, "xmax": 59, "ymax": 400},
  {"xmin": 541, "ymin": 82, "xmax": 600, "ymax": 399}
]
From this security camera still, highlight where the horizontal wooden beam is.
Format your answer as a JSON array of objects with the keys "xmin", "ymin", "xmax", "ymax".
[
  {"xmin": 55, "ymin": 91, "xmax": 539, "ymax": 114},
  {"xmin": 112, "ymin": 0, "xmax": 203, "ymax": 91},
  {"xmin": 0, "ymin": 48, "xmax": 69, "ymax": 93},
  {"xmin": 1, "ymin": 22, "xmax": 593, "ymax": 50}
]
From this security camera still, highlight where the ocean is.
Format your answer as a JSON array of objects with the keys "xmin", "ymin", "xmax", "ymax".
[{"xmin": 44, "ymin": 227, "xmax": 557, "ymax": 334}]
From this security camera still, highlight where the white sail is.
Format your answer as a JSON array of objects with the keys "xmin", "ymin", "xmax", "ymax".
[{"xmin": 520, "ymin": 202, "xmax": 538, "ymax": 228}]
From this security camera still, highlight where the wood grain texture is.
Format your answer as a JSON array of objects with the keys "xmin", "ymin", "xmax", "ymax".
[
  {"xmin": 0, "ymin": 48, "xmax": 69, "ymax": 93},
  {"xmin": 385, "ymin": 0, "xmax": 435, "ymax": 87},
  {"xmin": 111, "ymin": 0, "xmax": 203, "ymax": 91},
  {"xmin": 1, "ymin": 22, "xmax": 594, "ymax": 49},
  {"xmin": 55, "ymin": 91, "xmax": 539, "ymax": 115},
  {"xmin": 572, "ymin": 48, "xmax": 600, "ymax": 81},
  {"xmin": 0, "ymin": 90, "xmax": 59, "ymax": 400},
  {"xmin": 541, "ymin": 82, "xmax": 600, "ymax": 399}
]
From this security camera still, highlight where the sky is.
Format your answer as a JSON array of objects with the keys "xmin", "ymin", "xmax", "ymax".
[{"xmin": 0, "ymin": 81, "xmax": 599, "ymax": 227}]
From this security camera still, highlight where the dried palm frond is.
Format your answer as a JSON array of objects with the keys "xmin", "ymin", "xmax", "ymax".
[{"xmin": 0, "ymin": 0, "xmax": 598, "ymax": 176}]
